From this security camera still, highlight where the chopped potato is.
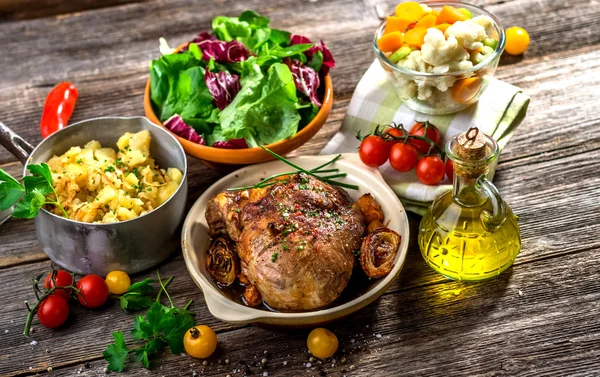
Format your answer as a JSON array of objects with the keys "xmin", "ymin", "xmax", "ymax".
[{"xmin": 46, "ymin": 130, "xmax": 182, "ymax": 223}]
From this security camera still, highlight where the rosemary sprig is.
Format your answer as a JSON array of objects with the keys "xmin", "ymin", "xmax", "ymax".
[{"xmin": 227, "ymin": 148, "xmax": 359, "ymax": 191}]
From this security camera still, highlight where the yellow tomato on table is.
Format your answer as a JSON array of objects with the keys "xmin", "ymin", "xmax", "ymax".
[
  {"xmin": 184, "ymin": 325, "xmax": 218, "ymax": 359},
  {"xmin": 505, "ymin": 26, "xmax": 530, "ymax": 55},
  {"xmin": 105, "ymin": 270, "xmax": 130, "ymax": 295},
  {"xmin": 307, "ymin": 328, "xmax": 338, "ymax": 359}
]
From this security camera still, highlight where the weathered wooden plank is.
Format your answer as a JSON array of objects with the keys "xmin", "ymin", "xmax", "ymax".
[
  {"xmin": 0, "ymin": 0, "xmax": 147, "ymax": 21},
  {"xmin": 8, "ymin": 247, "xmax": 598, "ymax": 376}
]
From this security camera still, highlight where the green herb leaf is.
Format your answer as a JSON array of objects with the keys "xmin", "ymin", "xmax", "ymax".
[
  {"xmin": 22, "ymin": 175, "xmax": 53, "ymax": 195},
  {"xmin": 161, "ymin": 308, "xmax": 195, "ymax": 355},
  {"xmin": 120, "ymin": 292, "xmax": 153, "ymax": 312},
  {"xmin": 27, "ymin": 163, "xmax": 53, "ymax": 185},
  {"xmin": 103, "ymin": 331, "xmax": 130, "ymax": 372},
  {"xmin": 146, "ymin": 302, "xmax": 168, "ymax": 334},
  {"xmin": 131, "ymin": 315, "xmax": 153, "ymax": 341},
  {"xmin": 0, "ymin": 169, "xmax": 25, "ymax": 211},
  {"xmin": 11, "ymin": 189, "xmax": 46, "ymax": 218},
  {"xmin": 135, "ymin": 338, "xmax": 166, "ymax": 369},
  {"xmin": 127, "ymin": 278, "xmax": 154, "ymax": 295}
]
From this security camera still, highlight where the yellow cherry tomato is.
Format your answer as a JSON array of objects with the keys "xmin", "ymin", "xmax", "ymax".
[
  {"xmin": 505, "ymin": 26, "xmax": 530, "ymax": 55},
  {"xmin": 105, "ymin": 271, "xmax": 131, "ymax": 295},
  {"xmin": 307, "ymin": 328, "xmax": 338, "ymax": 359},
  {"xmin": 184, "ymin": 325, "xmax": 217, "ymax": 359}
]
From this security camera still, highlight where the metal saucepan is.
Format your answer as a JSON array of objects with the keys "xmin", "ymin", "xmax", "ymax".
[{"xmin": 0, "ymin": 117, "xmax": 188, "ymax": 275}]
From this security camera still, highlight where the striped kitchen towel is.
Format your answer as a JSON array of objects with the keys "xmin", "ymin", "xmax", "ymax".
[{"xmin": 321, "ymin": 60, "xmax": 530, "ymax": 215}]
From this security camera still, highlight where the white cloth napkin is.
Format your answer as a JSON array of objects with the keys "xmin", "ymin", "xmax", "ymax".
[{"xmin": 321, "ymin": 60, "xmax": 530, "ymax": 215}]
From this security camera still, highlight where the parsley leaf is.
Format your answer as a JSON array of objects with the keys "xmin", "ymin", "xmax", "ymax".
[
  {"xmin": 146, "ymin": 302, "xmax": 168, "ymax": 334},
  {"xmin": 0, "ymin": 169, "xmax": 24, "ymax": 211},
  {"xmin": 135, "ymin": 338, "xmax": 165, "ymax": 369},
  {"xmin": 27, "ymin": 163, "xmax": 53, "ymax": 184},
  {"xmin": 131, "ymin": 315, "xmax": 153, "ymax": 341},
  {"xmin": 0, "ymin": 163, "xmax": 69, "ymax": 219},
  {"xmin": 127, "ymin": 278, "xmax": 154, "ymax": 295},
  {"xmin": 120, "ymin": 293, "xmax": 153, "ymax": 312},
  {"xmin": 103, "ymin": 273, "xmax": 195, "ymax": 371},
  {"xmin": 161, "ymin": 308, "xmax": 195, "ymax": 355},
  {"xmin": 118, "ymin": 278, "xmax": 155, "ymax": 311},
  {"xmin": 12, "ymin": 189, "xmax": 46, "ymax": 218},
  {"xmin": 103, "ymin": 331, "xmax": 130, "ymax": 372}
]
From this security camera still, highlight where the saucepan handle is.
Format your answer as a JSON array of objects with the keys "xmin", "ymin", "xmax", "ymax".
[{"xmin": 0, "ymin": 121, "xmax": 35, "ymax": 164}]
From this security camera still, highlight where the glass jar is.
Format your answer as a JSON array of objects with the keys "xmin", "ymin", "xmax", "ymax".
[
  {"xmin": 418, "ymin": 129, "xmax": 520, "ymax": 281},
  {"xmin": 373, "ymin": 1, "xmax": 506, "ymax": 115}
]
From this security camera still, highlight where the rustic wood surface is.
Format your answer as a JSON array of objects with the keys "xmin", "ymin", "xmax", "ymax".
[{"xmin": 1, "ymin": 0, "xmax": 599, "ymax": 376}]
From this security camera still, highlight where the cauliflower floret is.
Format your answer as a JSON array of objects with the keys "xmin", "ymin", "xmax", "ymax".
[
  {"xmin": 421, "ymin": 29, "xmax": 469, "ymax": 66},
  {"xmin": 449, "ymin": 59, "xmax": 473, "ymax": 71},
  {"xmin": 446, "ymin": 20, "xmax": 486, "ymax": 50},
  {"xmin": 470, "ymin": 15, "xmax": 495, "ymax": 36},
  {"xmin": 415, "ymin": 81, "xmax": 433, "ymax": 101},
  {"xmin": 399, "ymin": 50, "xmax": 428, "ymax": 73}
]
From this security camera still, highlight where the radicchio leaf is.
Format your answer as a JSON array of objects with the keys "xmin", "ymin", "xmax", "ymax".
[
  {"xmin": 212, "ymin": 138, "xmax": 248, "ymax": 149},
  {"xmin": 164, "ymin": 115, "xmax": 205, "ymax": 145},
  {"xmin": 184, "ymin": 39, "xmax": 249, "ymax": 63},
  {"xmin": 191, "ymin": 32, "xmax": 217, "ymax": 43},
  {"xmin": 289, "ymin": 35, "xmax": 335, "ymax": 76},
  {"xmin": 205, "ymin": 71, "xmax": 241, "ymax": 110},
  {"xmin": 290, "ymin": 34, "xmax": 312, "ymax": 45},
  {"xmin": 285, "ymin": 59, "xmax": 321, "ymax": 107}
]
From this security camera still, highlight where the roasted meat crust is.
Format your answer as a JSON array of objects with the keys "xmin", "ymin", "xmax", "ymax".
[{"xmin": 206, "ymin": 173, "xmax": 365, "ymax": 311}]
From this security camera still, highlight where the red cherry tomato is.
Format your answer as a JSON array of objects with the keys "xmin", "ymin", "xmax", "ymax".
[
  {"xmin": 416, "ymin": 156, "xmax": 445, "ymax": 185},
  {"xmin": 76, "ymin": 274, "xmax": 109, "ymax": 308},
  {"xmin": 43, "ymin": 270, "xmax": 74, "ymax": 300},
  {"xmin": 389, "ymin": 143, "xmax": 418, "ymax": 172},
  {"xmin": 359, "ymin": 136, "xmax": 390, "ymax": 167},
  {"xmin": 409, "ymin": 122, "xmax": 442, "ymax": 154},
  {"xmin": 40, "ymin": 82, "xmax": 78, "ymax": 139},
  {"xmin": 383, "ymin": 127, "xmax": 404, "ymax": 144},
  {"xmin": 37, "ymin": 294, "xmax": 69, "ymax": 329},
  {"xmin": 445, "ymin": 159, "xmax": 454, "ymax": 183}
]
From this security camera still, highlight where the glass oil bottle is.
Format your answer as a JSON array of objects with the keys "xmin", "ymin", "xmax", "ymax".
[{"xmin": 418, "ymin": 128, "xmax": 520, "ymax": 281}]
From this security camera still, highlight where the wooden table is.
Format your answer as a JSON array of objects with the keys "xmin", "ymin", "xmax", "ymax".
[{"xmin": 1, "ymin": 0, "xmax": 599, "ymax": 376}]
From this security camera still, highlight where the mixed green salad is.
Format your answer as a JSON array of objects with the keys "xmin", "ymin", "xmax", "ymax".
[{"xmin": 150, "ymin": 10, "xmax": 334, "ymax": 149}]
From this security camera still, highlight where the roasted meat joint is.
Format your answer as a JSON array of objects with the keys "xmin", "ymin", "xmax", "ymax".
[{"xmin": 205, "ymin": 173, "xmax": 401, "ymax": 311}]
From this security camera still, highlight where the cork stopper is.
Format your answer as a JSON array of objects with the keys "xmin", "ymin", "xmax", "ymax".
[
  {"xmin": 453, "ymin": 127, "xmax": 489, "ymax": 178},
  {"xmin": 457, "ymin": 127, "xmax": 487, "ymax": 160}
]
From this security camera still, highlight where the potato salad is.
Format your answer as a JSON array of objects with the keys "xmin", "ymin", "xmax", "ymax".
[{"xmin": 46, "ymin": 130, "xmax": 182, "ymax": 223}]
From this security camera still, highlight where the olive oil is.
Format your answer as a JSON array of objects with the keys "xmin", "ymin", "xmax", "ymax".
[
  {"xmin": 419, "ymin": 190, "xmax": 520, "ymax": 281},
  {"xmin": 419, "ymin": 128, "xmax": 521, "ymax": 281}
]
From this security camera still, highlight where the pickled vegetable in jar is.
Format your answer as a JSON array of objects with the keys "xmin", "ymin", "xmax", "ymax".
[{"xmin": 418, "ymin": 128, "xmax": 520, "ymax": 281}]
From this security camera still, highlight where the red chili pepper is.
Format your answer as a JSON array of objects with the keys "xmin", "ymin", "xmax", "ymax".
[{"xmin": 40, "ymin": 82, "xmax": 78, "ymax": 139}]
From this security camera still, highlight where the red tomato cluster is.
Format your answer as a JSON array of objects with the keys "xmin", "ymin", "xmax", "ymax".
[
  {"xmin": 37, "ymin": 270, "xmax": 109, "ymax": 329},
  {"xmin": 359, "ymin": 122, "xmax": 452, "ymax": 185}
]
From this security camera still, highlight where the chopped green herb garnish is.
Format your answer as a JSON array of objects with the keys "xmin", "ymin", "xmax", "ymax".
[{"xmin": 271, "ymin": 252, "xmax": 279, "ymax": 262}]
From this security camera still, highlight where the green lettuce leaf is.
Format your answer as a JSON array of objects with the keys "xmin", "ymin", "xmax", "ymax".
[
  {"xmin": 212, "ymin": 16, "xmax": 252, "ymax": 41},
  {"xmin": 150, "ymin": 54, "xmax": 218, "ymax": 135},
  {"xmin": 219, "ymin": 62, "xmax": 300, "ymax": 147}
]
